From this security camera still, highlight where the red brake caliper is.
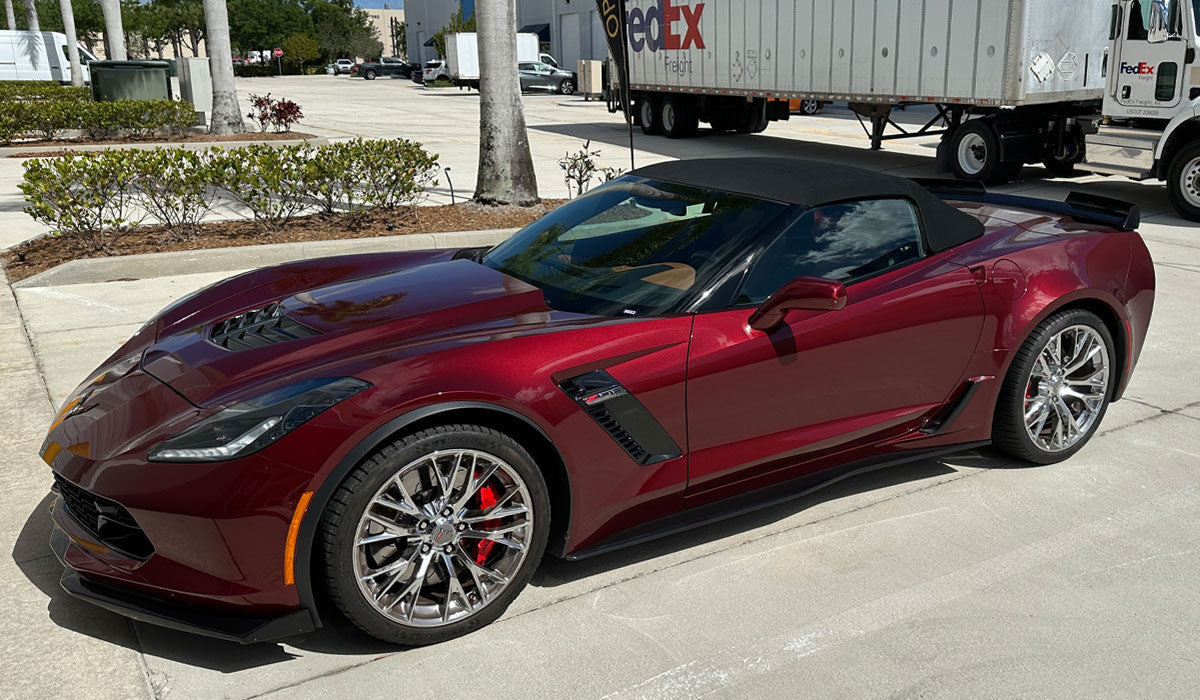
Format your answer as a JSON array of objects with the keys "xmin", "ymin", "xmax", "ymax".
[{"xmin": 474, "ymin": 482, "xmax": 498, "ymax": 565}]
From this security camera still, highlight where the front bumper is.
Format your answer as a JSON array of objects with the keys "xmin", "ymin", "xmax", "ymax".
[{"xmin": 50, "ymin": 510, "xmax": 315, "ymax": 644}]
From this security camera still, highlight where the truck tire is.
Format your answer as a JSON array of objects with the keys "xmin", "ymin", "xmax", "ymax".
[
  {"xmin": 639, "ymin": 96, "xmax": 662, "ymax": 135},
  {"xmin": 1166, "ymin": 142, "xmax": 1200, "ymax": 222},
  {"xmin": 951, "ymin": 120, "xmax": 1013, "ymax": 185},
  {"xmin": 737, "ymin": 105, "xmax": 769, "ymax": 134},
  {"xmin": 364, "ymin": 69, "xmax": 377, "ymax": 80},
  {"xmin": 661, "ymin": 96, "xmax": 698, "ymax": 138},
  {"xmin": 1042, "ymin": 132, "xmax": 1084, "ymax": 177}
]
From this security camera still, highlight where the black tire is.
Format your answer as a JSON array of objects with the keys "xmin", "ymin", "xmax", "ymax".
[
  {"xmin": 709, "ymin": 116, "xmax": 736, "ymax": 133},
  {"xmin": 737, "ymin": 103, "xmax": 769, "ymax": 134},
  {"xmin": 992, "ymin": 309, "xmax": 1115, "ymax": 465},
  {"xmin": 639, "ymin": 95, "xmax": 662, "ymax": 135},
  {"xmin": 319, "ymin": 424, "xmax": 551, "ymax": 645},
  {"xmin": 1166, "ymin": 141, "xmax": 1200, "ymax": 222},
  {"xmin": 950, "ymin": 120, "xmax": 1014, "ymax": 185},
  {"xmin": 558, "ymin": 78, "xmax": 576, "ymax": 95},
  {"xmin": 364, "ymin": 69, "xmax": 377, "ymax": 80},
  {"xmin": 660, "ymin": 95, "xmax": 698, "ymax": 138},
  {"xmin": 1042, "ymin": 133, "xmax": 1084, "ymax": 177}
]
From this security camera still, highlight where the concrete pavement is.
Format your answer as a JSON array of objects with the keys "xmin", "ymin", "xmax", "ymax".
[{"xmin": 2, "ymin": 77, "xmax": 1200, "ymax": 699}]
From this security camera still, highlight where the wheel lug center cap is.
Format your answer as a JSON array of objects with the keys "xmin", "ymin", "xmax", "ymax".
[{"xmin": 430, "ymin": 522, "xmax": 456, "ymax": 546}]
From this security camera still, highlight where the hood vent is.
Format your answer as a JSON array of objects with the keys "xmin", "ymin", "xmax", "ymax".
[{"xmin": 210, "ymin": 301, "xmax": 320, "ymax": 351}]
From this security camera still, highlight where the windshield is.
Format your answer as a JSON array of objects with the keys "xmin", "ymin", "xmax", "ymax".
[{"xmin": 482, "ymin": 177, "xmax": 788, "ymax": 316}]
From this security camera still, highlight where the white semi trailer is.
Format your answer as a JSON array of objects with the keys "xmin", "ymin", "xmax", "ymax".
[{"xmin": 612, "ymin": 0, "xmax": 1200, "ymax": 220}]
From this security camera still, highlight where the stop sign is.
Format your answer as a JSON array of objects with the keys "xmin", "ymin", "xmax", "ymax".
[{"xmin": 273, "ymin": 47, "xmax": 283, "ymax": 58}]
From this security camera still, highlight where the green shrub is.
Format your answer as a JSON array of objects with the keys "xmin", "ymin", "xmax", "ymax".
[
  {"xmin": 21, "ymin": 138, "xmax": 441, "ymax": 242},
  {"xmin": 208, "ymin": 144, "xmax": 311, "ymax": 231},
  {"xmin": 0, "ymin": 98, "xmax": 196, "ymax": 143},
  {"xmin": 134, "ymin": 148, "xmax": 216, "ymax": 241},
  {"xmin": 20, "ymin": 151, "xmax": 143, "ymax": 251},
  {"xmin": 0, "ymin": 81, "xmax": 91, "ymax": 102}
]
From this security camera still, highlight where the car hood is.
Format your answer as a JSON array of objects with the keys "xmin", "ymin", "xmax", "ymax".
[{"xmin": 139, "ymin": 255, "xmax": 565, "ymax": 407}]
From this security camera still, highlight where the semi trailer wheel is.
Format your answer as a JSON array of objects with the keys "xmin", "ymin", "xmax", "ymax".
[
  {"xmin": 661, "ymin": 96, "xmax": 698, "ymax": 138},
  {"xmin": 951, "ymin": 120, "xmax": 1018, "ymax": 185},
  {"xmin": 639, "ymin": 96, "xmax": 662, "ymax": 135}
]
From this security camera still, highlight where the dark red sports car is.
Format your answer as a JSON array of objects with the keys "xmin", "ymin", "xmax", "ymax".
[{"xmin": 42, "ymin": 159, "xmax": 1155, "ymax": 645}]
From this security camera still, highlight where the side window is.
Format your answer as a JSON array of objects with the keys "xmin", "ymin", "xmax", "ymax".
[
  {"xmin": 1130, "ymin": 0, "xmax": 1150, "ymax": 40},
  {"xmin": 737, "ymin": 199, "xmax": 924, "ymax": 305},
  {"xmin": 1157, "ymin": 61, "xmax": 1179, "ymax": 99}
]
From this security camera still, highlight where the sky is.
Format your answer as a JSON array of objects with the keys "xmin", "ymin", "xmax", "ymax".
[{"xmin": 355, "ymin": 0, "xmax": 404, "ymax": 8}]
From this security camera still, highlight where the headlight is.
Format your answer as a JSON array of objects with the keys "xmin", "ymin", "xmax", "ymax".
[{"xmin": 148, "ymin": 377, "xmax": 371, "ymax": 463}]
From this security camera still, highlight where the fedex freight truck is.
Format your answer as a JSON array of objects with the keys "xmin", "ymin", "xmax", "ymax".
[{"xmin": 612, "ymin": 0, "xmax": 1200, "ymax": 221}]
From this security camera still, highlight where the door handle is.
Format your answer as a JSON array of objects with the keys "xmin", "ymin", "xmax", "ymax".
[{"xmin": 1122, "ymin": 85, "xmax": 1132, "ymax": 99}]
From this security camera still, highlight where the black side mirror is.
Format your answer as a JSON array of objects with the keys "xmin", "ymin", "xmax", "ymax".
[{"xmin": 748, "ymin": 276, "xmax": 847, "ymax": 331}]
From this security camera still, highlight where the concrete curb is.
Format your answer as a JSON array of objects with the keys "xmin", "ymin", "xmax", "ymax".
[
  {"xmin": 14, "ymin": 228, "xmax": 518, "ymax": 288},
  {"xmin": 0, "ymin": 135, "xmax": 328, "ymax": 157}
]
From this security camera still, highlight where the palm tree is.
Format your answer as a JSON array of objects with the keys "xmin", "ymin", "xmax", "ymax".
[
  {"xmin": 58, "ymin": 0, "xmax": 83, "ymax": 86},
  {"xmin": 473, "ymin": 0, "xmax": 538, "ymax": 205},
  {"xmin": 202, "ymin": 0, "xmax": 244, "ymax": 134},
  {"xmin": 5, "ymin": 0, "xmax": 15, "ymax": 30},
  {"xmin": 24, "ymin": 0, "xmax": 39, "ymax": 30},
  {"xmin": 99, "ymin": 0, "xmax": 125, "ymax": 59}
]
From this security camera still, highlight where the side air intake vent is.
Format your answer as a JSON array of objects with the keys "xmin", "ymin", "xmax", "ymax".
[
  {"xmin": 560, "ymin": 371, "xmax": 682, "ymax": 466},
  {"xmin": 210, "ymin": 302, "xmax": 320, "ymax": 351}
]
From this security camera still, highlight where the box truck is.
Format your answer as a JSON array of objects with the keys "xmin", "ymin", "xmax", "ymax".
[
  {"xmin": 611, "ymin": 0, "xmax": 1200, "ymax": 221},
  {"xmin": 446, "ymin": 32, "xmax": 540, "ymax": 87},
  {"xmin": 0, "ymin": 30, "xmax": 97, "ymax": 84}
]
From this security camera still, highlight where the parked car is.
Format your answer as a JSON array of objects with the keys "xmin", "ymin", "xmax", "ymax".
[
  {"xmin": 42, "ymin": 158, "xmax": 1154, "ymax": 648},
  {"xmin": 231, "ymin": 57, "xmax": 247, "ymax": 68},
  {"xmin": 518, "ymin": 61, "xmax": 576, "ymax": 94},
  {"xmin": 789, "ymin": 99, "xmax": 824, "ymax": 115},
  {"xmin": 324, "ymin": 63, "xmax": 337, "ymax": 75},
  {"xmin": 356, "ymin": 56, "xmax": 414, "ymax": 80},
  {"xmin": 333, "ymin": 58, "xmax": 355, "ymax": 75},
  {"xmin": 422, "ymin": 59, "xmax": 450, "ymax": 83}
]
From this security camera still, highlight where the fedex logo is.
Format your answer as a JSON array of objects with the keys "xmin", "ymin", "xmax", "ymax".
[
  {"xmin": 1121, "ymin": 61, "xmax": 1155, "ymax": 75},
  {"xmin": 628, "ymin": 0, "xmax": 705, "ymax": 52}
]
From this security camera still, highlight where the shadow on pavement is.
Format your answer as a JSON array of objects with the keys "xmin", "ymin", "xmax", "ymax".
[{"xmin": 13, "ymin": 446, "xmax": 1008, "ymax": 672}]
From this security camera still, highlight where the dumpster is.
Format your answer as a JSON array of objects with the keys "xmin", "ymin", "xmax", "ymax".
[{"xmin": 89, "ymin": 60, "xmax": 174, "ymax": 102}]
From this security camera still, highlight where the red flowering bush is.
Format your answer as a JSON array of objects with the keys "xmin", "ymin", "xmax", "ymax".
[{"xmin": 246, "ymin": 94, "xmax": 304, "ymax": 133}]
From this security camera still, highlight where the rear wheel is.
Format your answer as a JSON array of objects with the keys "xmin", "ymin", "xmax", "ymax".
[
  {"xmin": 639, "ymin": 95, "xmax": 662, "ymax": 135},
  {"xmin": 319, "ymin": 424, "xmax": 550, "ymax": 645},
  {"xmin": 993, "ymin": 309, "xmax": 1114, "ymax": 465},
  {"xmin": 1166, "ymin": 142, "xmax": 1200, "ymax": 222},
  {"xmin": 661, "ymin": 96, "xmax": 698, "ymax": 138},
  {"xmin": 951, "ymin": 120, "xmax": 1015, "ymax": 185},
  {"xmin": 797, "ymin": 99, "xmax": 823, "ymax": 115}
]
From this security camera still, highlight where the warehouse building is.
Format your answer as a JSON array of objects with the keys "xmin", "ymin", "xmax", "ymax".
[{"xmin": 404, "ymin": 0, "xmax": 609, "ymax": 68}]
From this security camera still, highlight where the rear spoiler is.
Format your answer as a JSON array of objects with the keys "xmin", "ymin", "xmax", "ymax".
[{"xmin": 913, "ymin": 179, "xmax": 1141, "ymax": 231}]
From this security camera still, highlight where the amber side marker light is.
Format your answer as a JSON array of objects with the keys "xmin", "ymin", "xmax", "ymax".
[{"xmin": 284, "ymin": 491, "xmax": 314, "ymax": 586}]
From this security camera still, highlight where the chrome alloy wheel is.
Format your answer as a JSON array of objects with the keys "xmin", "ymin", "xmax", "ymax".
[
  {"xmin": 957, "ymin": 131, "xmax": 988, "ymax": 176},
  {"xmin": 352, "ymin": 449, "xmax": 534, "ymax": 627},
  {"xmin": 1023, "ymin": 325, "xmax": 1111, "ymax": 453},
  {"xmin": 1180, "ymin": 156, "xmax": 1200, "ymax": 209}
]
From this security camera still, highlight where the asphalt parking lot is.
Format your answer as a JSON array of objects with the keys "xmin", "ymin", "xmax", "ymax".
[{"xmin": 3, "ymin": 77, "xmax": 1200, "ymax": 699}]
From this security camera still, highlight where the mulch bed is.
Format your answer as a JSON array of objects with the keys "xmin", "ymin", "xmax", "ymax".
[
  {"xmin": 5, "ymin": 201, "xmax": 565, "ymax": 283},
  {"xmin": 5, "ymin": 130, "xmax": 319, "ymax": 157}
]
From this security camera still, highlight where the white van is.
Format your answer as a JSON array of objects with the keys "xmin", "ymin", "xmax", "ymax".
[{"xmin": 0, "ymin": 30, "xmax": 97, "ymax": 84}]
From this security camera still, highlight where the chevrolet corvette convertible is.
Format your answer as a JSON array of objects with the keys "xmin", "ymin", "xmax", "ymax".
[{"xmin": 43, "ymin": 158, "xmax": 1155, "ymax": 645}]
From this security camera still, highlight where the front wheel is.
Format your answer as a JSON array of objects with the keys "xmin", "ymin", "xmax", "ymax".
[
  {"xmin": 364, "ymin": 69, "xmax": 377, "ymax": 80},
  {"xmin": 319, "ymin": 424, "xmax": 550, "ymax": 645},
  {"xmin": 1166, "ymin": 142, "xmax": 1200, "ymax": 222},
  {"xmin": 992, "ymin": 309, "xmax": 1115, "ymax": 465},
  {"xmin": 798, "ymin": 99, "xmax": 823, "ymax": 116},
  {"xmin": 558, "ymin": 78, "xmax": 576, "ymax": 95},
  {"xmin": 951, "ymin": 120, "xmax": 1015, "ymax": 185}
]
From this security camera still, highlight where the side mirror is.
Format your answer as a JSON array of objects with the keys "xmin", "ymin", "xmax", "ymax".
[
  {"xmin": 748, "ymin": 277, "xmax": 847, "ymax": 332},
  {"xmin": 1147, "ymin": 0, "xmax": 1176, "ymax": 43}
]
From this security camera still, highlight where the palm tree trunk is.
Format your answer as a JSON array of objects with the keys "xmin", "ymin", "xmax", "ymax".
[
  {"xmin": 473, "ymin": 0, "xmax": 538, "ymax": 205},
  {"xmin": 58, "ymin": 0, "xmax": 83, "ymax": 86},
  {"xmin": 4, "ymin": 0, "xmax": 15, "ymax": 30},
  {"xmin": 99, "ymin": 0, "xmax": 125, "ymax": 60},
  {"xmin": 202, "ymin": 0, "xmax": 243, "ymax": 134},
  {"xmin": 24, "ymin": 0, "xmax": 39, "ymax": 31}
]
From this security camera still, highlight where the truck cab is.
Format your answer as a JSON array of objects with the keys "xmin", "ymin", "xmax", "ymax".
[{"xmin": 1086, "ymin": 0, "xmax": 1200, "ymax": 218}]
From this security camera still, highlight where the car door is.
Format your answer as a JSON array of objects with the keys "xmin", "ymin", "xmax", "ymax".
[
  {"xmin": 684, "ymin": 198, "xmax": 986, "ymax": 496},
  {"xmin": 518, "ymin": 62, "xmax": 537, "ymax": 91}
]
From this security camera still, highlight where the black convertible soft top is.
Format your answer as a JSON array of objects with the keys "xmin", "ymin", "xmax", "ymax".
[{"xmin": 630, "ymin": 158, "xmax": 985, "ymax": 253}]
